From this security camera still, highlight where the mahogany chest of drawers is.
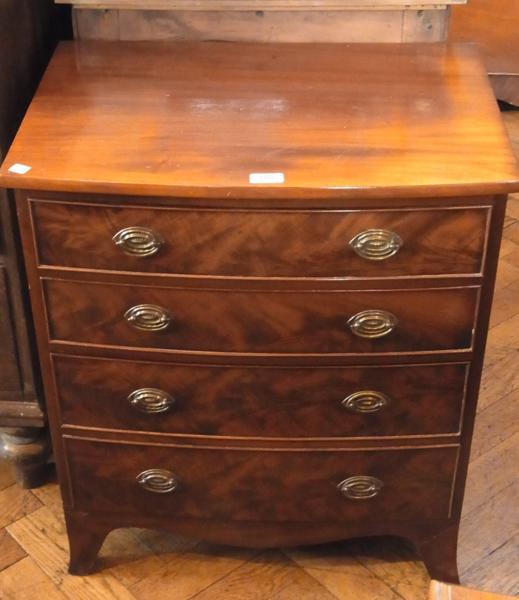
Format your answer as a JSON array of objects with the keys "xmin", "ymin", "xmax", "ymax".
[{"xmin": 1, "ymin": 41, "xmax": 518, "ymax": 581}]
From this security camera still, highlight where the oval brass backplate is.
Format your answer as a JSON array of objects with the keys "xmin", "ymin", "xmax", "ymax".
[
  {"xmin": 128, "ymin": 388, "xmax": 175, "ymax": 414},
  {"xmin": 349, "ymin": 229, "xmax": 403, "ymax": 260},
  {"xmin": 337, "ymin": 475, "xmax": 384, "ymax": 500},
  {"xmin": 113, "ymin": 226, "xmax": 164, "ymax": 257},
  {"xmin": 124, "ymin": 304, "xmax": 171, "ymax": 332},
  {"xmin": 347, "ymin": 310, "xmax": 397, "ymax": 339},
  {"xmin": 136, "ymin": 469, "xmax": 179, "ymax": 493},
  {"xmin": 341, "ymin": 390, "xmax": 390, "ymax": 413}
]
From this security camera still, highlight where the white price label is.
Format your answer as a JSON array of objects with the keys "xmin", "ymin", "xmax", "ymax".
[
  {"xmin": 8, "ymin": 163, "xmax": 32, "ymax": 175},
  {"xmin": 249, "ymin": 172, "xmax": 285, "ymax": 184}
]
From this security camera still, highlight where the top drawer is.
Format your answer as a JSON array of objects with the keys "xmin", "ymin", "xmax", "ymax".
[{"xmin": 30, "ymin": 200, "xmax": 489, "ymax": 278}]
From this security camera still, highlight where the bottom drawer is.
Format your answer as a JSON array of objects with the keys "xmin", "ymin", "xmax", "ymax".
[{"xmin": 65, "ymin": 438, "xmax": 458, "ymax": 522}]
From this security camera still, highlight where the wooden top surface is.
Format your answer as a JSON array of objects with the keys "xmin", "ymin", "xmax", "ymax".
[{"xmin": 1, "ymin": 41, "xmax": 518, "ymax": 200}]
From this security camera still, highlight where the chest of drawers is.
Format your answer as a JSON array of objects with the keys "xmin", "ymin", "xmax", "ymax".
[{"xmin": 1, "ymin": 41, "xmax": 518, "ymax": 581}]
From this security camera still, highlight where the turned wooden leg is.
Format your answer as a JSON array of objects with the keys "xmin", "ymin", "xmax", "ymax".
[
  {"xmin": 0, "ymin": 427, "xmax": 51, "ymax": 488},
  {"xmin": 410, "ymin": 523, "xmax": 460, "ymax": 584},
  {"xmin": 65, "ymin": 511, "xmax": 111, "ymax": 575}
]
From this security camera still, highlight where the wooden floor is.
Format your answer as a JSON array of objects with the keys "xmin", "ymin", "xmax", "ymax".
[{"xmin": 1, "ymin": 110, "xmax": 518, "ymax": 600}]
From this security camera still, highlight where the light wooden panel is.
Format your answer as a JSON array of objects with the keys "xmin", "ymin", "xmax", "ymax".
[
  {"xmin": 73, "ymin": 7, "xmax": 450, "ymax": 41},
  {"xmin": 60, "ymin": 0, "xmax": 465, "ymax": 10}
]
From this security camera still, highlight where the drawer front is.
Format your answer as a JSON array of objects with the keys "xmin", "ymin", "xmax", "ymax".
[
  {"xmin": 55, "ymin": 355, "xmax": 467, "ymax": 437},
  {"xmin": 44, "ymin": 279, "xmax": 478, "ymax": 354},
  {"xmin": 31, "ymin": 200, "xmax": 489, "ymax": 277},
  {"xmin": 65, "ymin": 438, "xmax": 458, "ymax": 521}
]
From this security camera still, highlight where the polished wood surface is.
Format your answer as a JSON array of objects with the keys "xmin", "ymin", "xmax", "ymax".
[
  {"xmin": 31, "ymin": 199, "xmax": 489, "ymax": 277},
  {"xmin": 65, "ymin": 437, "xmax": 458, "ymax": 522},
  {"xmin": 1, "ymin": 111, "xmax": 518, "ymax": 600},
  {"xmin": 43, "ymin": 279, "xmax": 479, "ymax": 354},
  {"xmin": 1, "ymin": 42, "xmax": 518, "ymax": 199},
  {"xmin": 2, "ymin": 41, "xmax": 517, "ymax": 583},
  {"xmin": 54, "ymin": 355, "xmax": 467, "ymax": 438}
]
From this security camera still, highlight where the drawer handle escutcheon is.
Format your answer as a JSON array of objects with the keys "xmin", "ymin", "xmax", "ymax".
[
  {"xmin": 342, "ymin": 391, "xmax": 390, "ymax": 413},
  {"xmin": 349, "ymin": 229, "xmax": 403, "ymax": 260},
  {"xmin": 338, "ymin": 476, "xmax": 383, "ymax": 500},
  {"xmin": 347, "ymin": 310, "xmax": 397, "ymax": 339},
  {"xmin": 136, "ymin": 469, "xmax": 179, "ymax": 493},
  {"xmin": 124, "ymin": 304, "xmax": 171, "ymax": 331},
  {"xmin": 128, "ymin": 388, "xmax": 175, "ymax": 414},
  {"xmin": 113, "ymin": 226, "xmax": 164, "ymax": 257}
]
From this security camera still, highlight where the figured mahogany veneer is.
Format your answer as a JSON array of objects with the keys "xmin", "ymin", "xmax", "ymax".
[
  {"xmin": 44, "ymin": 279, "xmax": 479, "ymax": 354},
  {"xmin": 30, "ymin": 200, "xmax": 489, "ymax": 278},
  {"xmin": 54, "ymin": 355, "xmax": 468, "ymax": 438},
  {"xmin": 65, "ymin": 437, "xmax": 459, "ymax": 522},
  {"xmin": 1, "ymin": 41, "xmax": 518, "ymax": 581}
]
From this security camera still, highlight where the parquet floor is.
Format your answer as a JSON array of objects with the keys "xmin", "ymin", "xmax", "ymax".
[{"xmin": 0, "ymin": 110, "xmax": 518, "ymax": 600}]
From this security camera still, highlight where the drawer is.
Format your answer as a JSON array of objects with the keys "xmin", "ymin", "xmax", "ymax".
[
  {"xmin": 54, "ymin": 355, "xmax": 468, "ymax": 438},
  {"xmin": 65, "ymin": 438, "xmax": 458, "ymax": 521},
  {"xmin": 31, "ymin": 200, "xmax": 489, "ymax": 278},
  {"xmin": 44, "ymin": 279, "xmax": 478, "ymax": 354}
]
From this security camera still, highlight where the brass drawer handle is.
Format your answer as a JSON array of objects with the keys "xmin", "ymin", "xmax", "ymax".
[
  {"xmin": 349, "ymin": 229, "xmax": 403, "ymax": 260},
  {"xmin": 128, "ymin": 388, "xmax": 175, "ymax": 414},
  {"xmin": 342, "ymin": 390, "xmax": 390, "ymax": 413},
  {"xmin": 112, "ymin": 226, "xmax": 164, "ymax": 257},
  {"xmin": 136, "ymin": 469, "xmax": 179, "ymax": 494},
  {"xmin": 347, "ymin": 310, "xmax": 397, "ymax": 339},
  {"xmin": 124, "ymin": 304, "xmax": 171, "ymax": 331},
  {"xmin": 338, "ymin": 476, "xmax": 383, "ymax": 500}
]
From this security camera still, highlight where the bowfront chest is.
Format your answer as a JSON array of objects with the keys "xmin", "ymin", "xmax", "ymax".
[{"xmin": 1, "ymin": 41, "xmax": 518, "ymax": 579}]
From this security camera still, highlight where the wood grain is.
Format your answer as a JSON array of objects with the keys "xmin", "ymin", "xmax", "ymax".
[
  {"xmin": 430, "ymin": 580, "xmax": 517, "ymax": 600},
  {"xmin": 60, "ymin": 0, "xmax": 464, "ymax": 9},
  {"xmin": 43, "ymin": 279, "xmax": 479, "ymax": 354},
  {"xmin": 53, "ymin": 355, "xmax": 468, "ymax": 438},
  {"xmin": 1, "ymin": 41, "xmax": 516, "ymax": 586},
  {"xmin": 0, "ymin": 484, "xmax": 42, "ymax": 529},
  {"xmin": 1, "ymin": 42, "xmax": 518, "ymax": 199},
  {"xmin": 30, "ymin": 200, "xmax": 489, "ymax": 278},
  {"xmin": 0, "ymin": 528, "xmax": 26, "ymax": 571},
  {"xmin": 450, "ymin": 0, "xmax": 519, "ymax": 106},
  {"xmin": 7, "ymin": 506, "xmax": 137, "ymax": 600},
  {"xmin": 64, "ymin": 437, "xmax": 459, "ymax": 522},
  {"xmin": 0, "ymin": 556, "xmax": 66, "ymax": 600},
  {"xmin": 1, "ymin": 112, "xmax": 518, "ymax": 600},
  {"xmin": 72, "ymin": 8, "xmax": 448, "ymax": 43}
]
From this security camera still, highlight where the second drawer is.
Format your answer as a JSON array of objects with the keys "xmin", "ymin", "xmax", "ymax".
[
  {"xmin": 44, "ymin": 280, "xmax": 479, "ymax": 355},
  {"xmin": 54, "ymin": 355, "xmax": 468, "ymax": 438}
]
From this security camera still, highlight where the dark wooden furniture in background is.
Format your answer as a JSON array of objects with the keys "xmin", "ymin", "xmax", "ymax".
[
  {"xmin": 451, "ymin": 0, "xmax": 519, "ymax": 106},
  {"xmin": 1, "ymin": 41, "xmax": 518, "ymax": 579},
  {"xmin": 0, "ymin": 0, "xmax": 58, "ymax": 488}
]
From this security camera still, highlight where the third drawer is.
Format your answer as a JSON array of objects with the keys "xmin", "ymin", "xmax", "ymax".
[{"xmin": 54, "ymin": 355, "xmax": 468, "ymax": 438}]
